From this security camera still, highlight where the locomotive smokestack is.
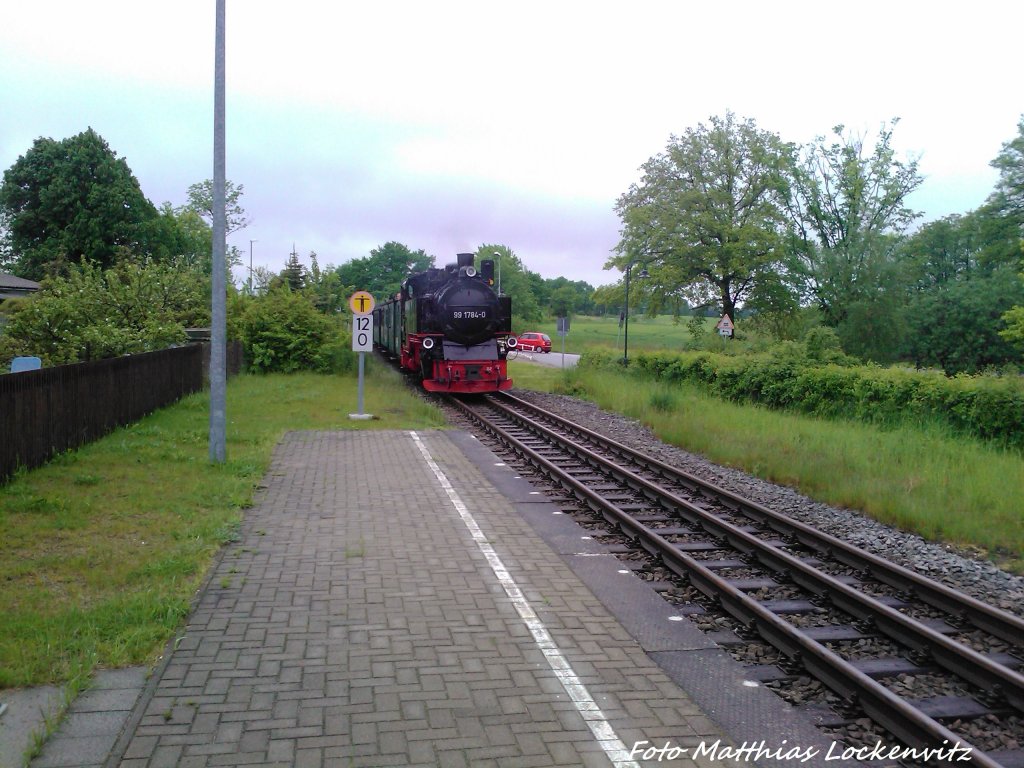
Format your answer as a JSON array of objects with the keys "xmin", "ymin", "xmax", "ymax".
[{"xmin": 456, "ymin": 252, "xmax": 475, "ymax": 268}]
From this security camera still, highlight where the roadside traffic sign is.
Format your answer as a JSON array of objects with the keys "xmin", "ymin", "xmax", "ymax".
[
  {"xmin": 349, "ymin": 291, "xmax": 375, "ymax": 315},
  {"xmin": 716, "ymin": 314, "xmax": 734, "ymax": 337}
]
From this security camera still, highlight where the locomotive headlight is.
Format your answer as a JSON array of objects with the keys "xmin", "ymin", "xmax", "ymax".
[
  {"xmin": 465, "ymin": 266, "xmax": 477, "ymax": 277},
  {"xmin": 505, "ymin": 336, "xmax": 517, "ymax": 348},
  {"xmin": 422, "ymin": 337, "xmax": 435, "ymax": 350}
]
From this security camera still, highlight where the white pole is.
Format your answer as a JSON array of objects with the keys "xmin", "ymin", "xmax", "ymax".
[{"xmin": 357, "ymin": 352, "xmax": 365, "ymax": 414}]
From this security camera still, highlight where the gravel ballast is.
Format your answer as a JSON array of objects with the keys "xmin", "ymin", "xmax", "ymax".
[{"xmin": 510, "ymin": 389, "xmax": 1024, "ymax": 618}]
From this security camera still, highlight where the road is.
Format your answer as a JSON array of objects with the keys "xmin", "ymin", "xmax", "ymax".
[{"xmin": 510, "ymin": 350, "xmax": 580, "ymax": 368}]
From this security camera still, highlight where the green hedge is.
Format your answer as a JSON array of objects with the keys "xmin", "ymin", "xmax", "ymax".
[
  {"xmin": 580, "ymin": 350, "xmax": 1024, "ymax": 448},
  {"xmin": 236, "ymin": 289, "xmax": 357, "ymax": 375}
]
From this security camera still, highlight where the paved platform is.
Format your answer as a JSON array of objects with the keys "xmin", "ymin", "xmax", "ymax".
[{"xmin": 29, "ymin": 429, "xmax": 852, "ymax": 767}]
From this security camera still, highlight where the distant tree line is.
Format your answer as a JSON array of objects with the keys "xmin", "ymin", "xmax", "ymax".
[
  {"xmin": 320, "ymin": 241, "xmax": 595, "ymax": 329},
  {"xmin": 0, "ymin": 127, "xmax": 591, "ymax": 370}
]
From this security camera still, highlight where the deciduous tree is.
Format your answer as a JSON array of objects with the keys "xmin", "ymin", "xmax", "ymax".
[
  {"xmin": 475, "ymin": 244, "xmax": 544, "ymax": 327},
  {"xmin": 988, "ymin": 117, "xmax": 1024, "ymax": 356},
  {"xmin": 305, "ymin": 251, "xmax": 345, "ymax": 314},
  {"xmin": 908, "ymin": 266, "xmax": 1024, "ymax": 373},
  {"xmin": 152, "ymin": 202, "xmax": 213, "ymax": 269},
  {"xmin": 0, "ymin": 129, "xmax": 160, "ymax": 280},
  {"xmin": 180, "ymin": 179, "xmax": 251, "ymax": 235},
  {"xmin": 549, "ymin": 286, "xmax": 578, "ymax": 318},
  {"xmin": 543, "ymin": 277, "xmax": 594, "ymax": 316},
  {"xmin": 0, "ymin": 258, "xmax": 208, "ymax": 367},
  {"xmin": 0, "ymin": 208, "xmax": 12, "ymax": 270},
  {"xmin": 902, "ymin": 214, "xmax": 979, "ymax": 289},
  {"xmin": 787, "ymin": 120, "xmax": 923, "ymax": 327},
  {"xmin": 989, "ymin": 114, "xmax": 1024, "ymax": 226},
  {"xmin": 336, "ymin": 241, "xmax": 433, "ymax": 300},
  {"xmin": 614, "ymin": 112, "xmax": 794, "ymax": 324}
]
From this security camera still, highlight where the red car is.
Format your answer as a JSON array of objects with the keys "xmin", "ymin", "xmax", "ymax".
[{"xmin": 516, "ymin": 332, "xmax": 552, "ymax": 353}]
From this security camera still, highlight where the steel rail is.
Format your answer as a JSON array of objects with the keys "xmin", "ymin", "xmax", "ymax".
[
  {"xmin": 449, "ymin": 396, "xmax": 1001, "ymax": 765},
  {"xmin": 497, "ymin": 391, "xmax": 1024, "ymax": 648},
  {"xmin": 488, "ymin": 393, "xmax": 1024, "ymax": 714}
]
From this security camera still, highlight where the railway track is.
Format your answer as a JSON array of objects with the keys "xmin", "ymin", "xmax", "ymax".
[{"xmin": 445, "ymin": 391, "xmax": 1024, "ymax": 768}]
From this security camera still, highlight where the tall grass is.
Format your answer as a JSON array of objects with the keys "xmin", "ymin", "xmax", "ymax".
[
  {"xmin": 542, "ymin": 367, "xmax": 1024, "ymax": 569},
  {"xmin": 0, "ymin": 359, "xmax": 445, "ymax": 689}
]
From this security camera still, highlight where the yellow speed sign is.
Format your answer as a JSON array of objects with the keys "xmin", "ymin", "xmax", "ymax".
[{"xmin": 348, "ymin": 291, "xmax": 375, "ymax": 315}]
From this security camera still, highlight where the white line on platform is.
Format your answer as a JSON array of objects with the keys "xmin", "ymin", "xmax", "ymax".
[{"xmin": 410, "ymin": 432, "xmax": 641, "ymax": 768}]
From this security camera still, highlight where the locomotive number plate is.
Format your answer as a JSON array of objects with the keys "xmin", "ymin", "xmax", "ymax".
[{"xmin": 451, "ymin": 308, "xmax": 490, "ymax": 320}]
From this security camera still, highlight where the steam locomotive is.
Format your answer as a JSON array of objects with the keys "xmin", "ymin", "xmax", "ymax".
[{"xmin": 372, "ymin": 252, "xmax": 517, "ymax": 393}]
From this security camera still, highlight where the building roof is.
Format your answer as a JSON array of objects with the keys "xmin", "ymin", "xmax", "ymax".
[{"xmin": 0, "ymin": 273, "xmax": 41, "ymax": 291}]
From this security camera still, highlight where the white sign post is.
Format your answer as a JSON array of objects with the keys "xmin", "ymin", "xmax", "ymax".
[{"xmin": 349, "ymin": 292, "xmax": 376, "ymax": 420}]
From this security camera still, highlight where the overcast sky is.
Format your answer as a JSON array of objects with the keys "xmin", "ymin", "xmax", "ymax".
[{"xmin": 1, "ymin": 1, "xmax": 1021, "ymax": 289}]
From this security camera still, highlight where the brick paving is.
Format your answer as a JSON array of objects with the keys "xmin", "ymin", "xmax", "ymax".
[{"xmin": 108, "ymin": 431, "xmax": 740, "ymax": 767}]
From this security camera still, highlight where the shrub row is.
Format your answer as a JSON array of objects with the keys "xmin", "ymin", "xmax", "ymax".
[
  {"xmin": 231, "ymin": 290, "xmax": 357, "ymax": 375},
  {"xmin": 580, "ymin": 349, "xmax": 1024, "ymax": 448}
]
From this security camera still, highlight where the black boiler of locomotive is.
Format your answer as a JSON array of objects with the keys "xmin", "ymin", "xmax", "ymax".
[{"xmin": 373, "ymin": 253, "xmax": 516, "ymax": 393}]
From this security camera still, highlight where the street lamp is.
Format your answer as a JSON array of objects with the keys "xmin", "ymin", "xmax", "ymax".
[
  {"xmin": 623, "ymin": 260, "xmax": 648, "ymax": 365},
  {"xmin": 492, "ymin": 251, "xmax": 502, "ymax": 295},
  {"xmin": 249, "ymin": 239, "xmax": 258, "ymax": 294}
]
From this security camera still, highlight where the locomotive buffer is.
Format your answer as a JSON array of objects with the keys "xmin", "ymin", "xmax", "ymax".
[{"xmin": 349, "ymin": 291, "xmax": 375, "ymax": 420}]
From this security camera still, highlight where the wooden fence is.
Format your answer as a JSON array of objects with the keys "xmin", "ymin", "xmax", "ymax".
[{"xmin": 0, "ymin": 342, "xmax": 242, "ymax": 482}]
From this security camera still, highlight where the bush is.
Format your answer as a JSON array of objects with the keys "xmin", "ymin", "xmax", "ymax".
[
  {"xmin": 0, "ymin": 259, "xmax": 204, "ymax": 368},
  {"xmin": 238, "ymin": 288, "xmax": 354, "ymax": 374},
  {"xmin": 803, "ymin": 326, "xmax": 845, "ymax": 363},
  {"xmin": 577, "ymin": 347, "xmax": 1024, "ymax": 448}
]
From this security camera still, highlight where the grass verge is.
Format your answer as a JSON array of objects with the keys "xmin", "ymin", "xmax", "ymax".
[
  {"xmin": 507, "ymin": 358, "xmax": 574, "ymax": 391},
  {"xmin": 0, "ymin": 359, "xmax": 445, "ymax": 689},
  {"xmin": 530, "ymin": 366, "xmax": 1024, "ymax": 572}
]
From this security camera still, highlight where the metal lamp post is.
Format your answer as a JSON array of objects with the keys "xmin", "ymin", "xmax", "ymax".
[
  {"xmin": 623, "ymin": 260, "xmax": 648, "ymax": 365},
  {"xmin": 209, "ymin": 0, "xmax": 227, "ymax": 463},
  {"xmin": 248, "ymin": 239, "xmax": 257, "ymax": 294}
]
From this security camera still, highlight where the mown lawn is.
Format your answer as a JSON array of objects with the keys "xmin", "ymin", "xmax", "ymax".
[
  {"xmin": 521, "ymin": 314, "xmax": 715, "ymax": 355},
  {"xmin": 0, "ymin": 360, "xmax": 445, "ymax": 690}
]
